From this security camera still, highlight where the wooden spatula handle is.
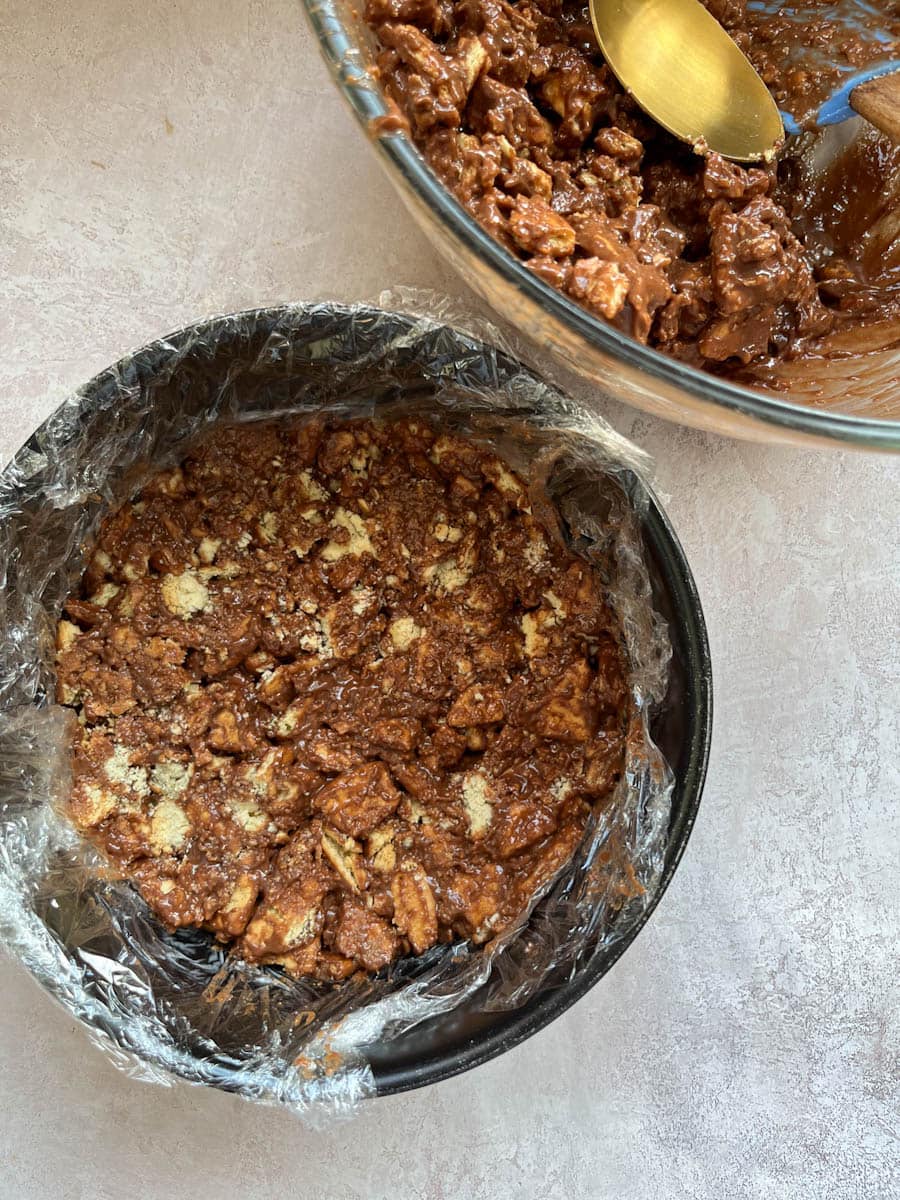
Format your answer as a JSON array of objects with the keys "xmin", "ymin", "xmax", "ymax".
[{"xmin": 850, "ymin": 72, "xmax": 900, "ymax": 142}]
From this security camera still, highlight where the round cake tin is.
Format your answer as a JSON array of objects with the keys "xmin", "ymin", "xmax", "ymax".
[{"xmin": 0, "ymin": 304, "xmax": 712, "ymax": 1100}]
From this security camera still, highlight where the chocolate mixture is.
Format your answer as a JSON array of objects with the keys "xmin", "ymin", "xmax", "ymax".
[
  {"xmin": 367, "ymin": 0, "xmax": 900, "ymax": 372},
  {"xmin": 726, "ymin": 1, "xmax": 900, "ymax": 129},
  {"xmin": 56, "ymin": 418, "xmax": 632, "ymax": 980}
]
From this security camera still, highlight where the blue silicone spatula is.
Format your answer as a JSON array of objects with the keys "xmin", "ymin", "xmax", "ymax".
[{"xmin": 746, "ymin": 0, "xmax": 900, "ymax": 138}]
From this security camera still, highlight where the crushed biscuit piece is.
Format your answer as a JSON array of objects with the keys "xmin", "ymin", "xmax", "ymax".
[
  {"xmin": 160, "ymin": 570, "xmax": 210, "ymax": 618},
  {"xmin": 525, "ymin": 530, "xmax": 547, "ymax": 569},
  {"xmin": 57, "ymin": 620, "xmax": 80, "ymax": 652},
  {"xmin": 71, "ymin": 782, "xmax": 118, "ymax": 828},
  {"xmin": 447, "ymin": 684, "xmax": 505, "ymax": 727},
  {"xmin": 424, "ymin": 558, "xmax": 469, "ymax": 593},
  {"xmin": 275, "ymin": 708, "xmax": 302, "ymax": 737},
  {"xmin": 486, "ymin": 462, "xmax": 528, "ymax": 506},
  {"xmin": 149, "ymin": 800, "xmax": 191, "ymax": 854},
  {"xmin": 550, "ymin": 778, "xmax": 573, "ymax": 803},
  {"xmin": 259, "ymin": 512, "xmax": 279, "ymax": 543},
  {"xmin": 521, "ymin": 611, "xmax": 548, "ymax": 658},
  {"xmin": 351, "ymin": 586, "xmax": 375, "ymax": 616},
  {"xmin": 391, "ymin": 865, "xmax": 438, "ymax": 954},
  {"xmin": 298, "ymin": 470, "xmax": 328, "ymax": 502},
  {"xmin": 150, "ymin": 761, "xmax": 192, "ymax": 800},
  {"xmin": 544, "ymin": 590, "xmax": 566, "ymax": 617},
  {"xmin": 322, "ymin": 829, "xmax": 366, "ymax": 891},
  {"xmin": 229, "ymin": 794, "xmax": 268, "ymax": 833},
  {"xmin": 215, "ymin": 876, "xmax": 259, "ymax": 937},
  {"xmin": 367, "ymin": 824, "xmax": 397, "ymax": 874},
  {"xmin": 90, "ymin": 582, "xmax": 120, "ymax": 607},
  {"xmin": 104, "ymin": 745, "xmax": 150, "ymax": 797},
  {"xmin": 198, "ymin": 537, "xmax": 221, "ymax": 564},
  {"xmin": 297, "ymin": 615, "xmax": 333, "ymax": 658},
  {"xmin": 286, "ymin": 908, "xmax": 320, "ymax": 946},
  {"xmin": 315, "ymin": 762, "xmax": 400, "ymax": 838},
  {"xmin": 320, "ymin": 508, "xmax": 375, "ymax": 561},
  {"xmin": 461, "ymin": 771, "xmax": 493, "ymax": 837},
  {"xmin": 389, "ymin": 615, "xmax": 424, "ymax": 650}
]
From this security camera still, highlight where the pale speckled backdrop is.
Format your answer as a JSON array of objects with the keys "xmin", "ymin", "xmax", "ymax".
[{"xmin": 1, "ymin": 2, "xmax": 898, "ymax": 1197}]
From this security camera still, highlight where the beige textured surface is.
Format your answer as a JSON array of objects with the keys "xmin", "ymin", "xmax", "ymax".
[{"xmin": 1, "ymin": 2, "xmax": 899, "ymax": 1197}]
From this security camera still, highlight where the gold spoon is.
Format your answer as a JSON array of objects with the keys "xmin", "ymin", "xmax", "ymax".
[{"xmin": 589, "ymin": 0, "xmax": 785, "ymax": 162}]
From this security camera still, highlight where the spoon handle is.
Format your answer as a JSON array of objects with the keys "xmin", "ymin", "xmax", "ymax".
[{"xmin": 850, "ymin": 72, "xmax": 900, "ymax": 142}]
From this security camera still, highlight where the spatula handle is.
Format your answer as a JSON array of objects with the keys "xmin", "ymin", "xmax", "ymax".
[{"xmin": 850, "ymin": 71, "xmax": 900, "ymax": 142}]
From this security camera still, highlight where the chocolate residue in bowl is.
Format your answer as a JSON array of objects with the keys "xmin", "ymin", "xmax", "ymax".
[
  {"xmin": 365, "ymin": 0, "xmax": 900, "ymax": 377},
  {"xmin": 721, "ymin": 0, "xmax": 900, "ymax": 130},
  {"xmin": 741, "ymin": 122, "xmax": 900, "ymax": 396}
]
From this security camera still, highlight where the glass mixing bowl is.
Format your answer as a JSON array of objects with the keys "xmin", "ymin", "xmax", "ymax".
[{"xmin": 302, "ymin": 0, "xmax": 900, "ymax": 451}]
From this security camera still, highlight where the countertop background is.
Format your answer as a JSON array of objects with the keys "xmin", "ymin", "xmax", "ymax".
[{"xmin": 1, "ymin": 2, "xmax": 898, "ymax": 1197}]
